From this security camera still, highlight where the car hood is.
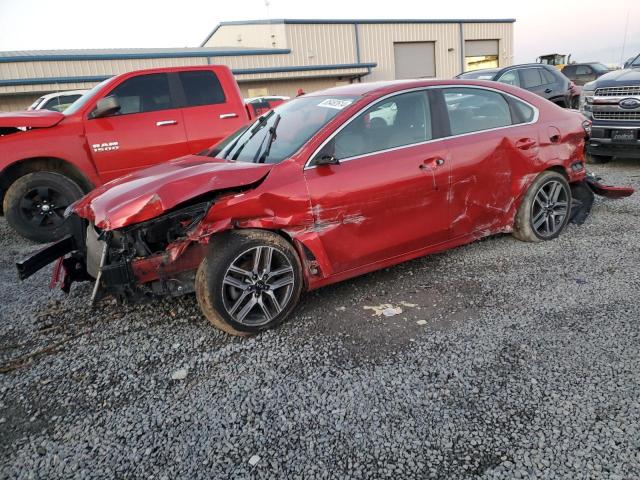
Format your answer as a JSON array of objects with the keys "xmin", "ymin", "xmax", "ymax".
[
  {"xmin": 586, "ymin": 68, "xmax": 640, "ymax": 89},
  {"xmin": 0, "ymin": 109, "xmax": 65, "ymax": 128},
  {"xmin": 72, "ymin": 155, "xmax": 273, "ymax": 230}
]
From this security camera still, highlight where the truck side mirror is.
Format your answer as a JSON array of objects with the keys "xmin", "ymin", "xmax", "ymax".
[{"xmin": 92, "ymin": 96, "xmax": 121, "ymax": 118}]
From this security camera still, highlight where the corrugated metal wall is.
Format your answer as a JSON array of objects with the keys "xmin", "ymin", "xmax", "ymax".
[
  {"xmin": 239, "ymin": 77, "xmax": 347, "ymax": 98},
  {"xmin": 205, "ymin": 24, "xmax": 288, "ymax": 49},
  {"xmin": 0, "ymin": 94, "xmax": 41, "ymax": 112},
  {"xmin": 358, "ymin": 23, "xmax": 460, "ymax": 81},
  {"xmin": 0, "ymin": 21, "xmax": 514, "ymax": 111}
]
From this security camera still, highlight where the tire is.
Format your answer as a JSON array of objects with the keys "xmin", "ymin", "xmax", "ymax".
[
  {"xmin": 195, "ymin": 229, "xmax": 303, "ymax": 336},
  {"xmin": 585, "ymin": 152, "xmax": 612, "ymax": 164},
  {"xmin": 513, "ymin": 170, "xmax": 571, "ymax": 243},
  {"xmin": 3, "ymin": 172, "xmax": 84, "ymax": 243}
]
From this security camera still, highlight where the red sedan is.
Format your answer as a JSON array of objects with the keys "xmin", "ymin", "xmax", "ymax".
[{"xmin": 17, "ymin": 79, "xmax": 632, "ymax": 336}]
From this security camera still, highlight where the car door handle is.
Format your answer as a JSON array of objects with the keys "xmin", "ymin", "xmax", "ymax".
[
  {"xmin": 549, "ymin": 134, "xmax": 560, "ymax": 143},
  {"xmin": 516, "ymin": 138, "xmax": 537, "ymax": 150},
  {"xmin": 544, "ymin": 88, "xmax": 553, "ymax": 94},
  {"xmin": 156, "ymin": 120, "xmax": 177, "ymax": 127},
  {"xmin": 219, "ymin": 113, "xmax": 238, "ymax": 119},
  {"xmin": 420, "ymin": 158, "xmax": 445, "ymax": 169}
]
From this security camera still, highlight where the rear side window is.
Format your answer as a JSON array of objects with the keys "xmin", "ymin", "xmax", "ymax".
[
  {"xmin": 107, "ymin": 73, "xmax": 172, "ymax": 115},
  {"xmin": 179, "ymin": 71, "xmax": 226, "ymax": 107},
  {"xmin": 511, "ymin": 99, "xmax": 536, "ymax": 124},
  {"xmin": 443, "ymin": 87, "xmax": 512, "ymax": 135},
  {"xmin": 563, "ymin": 65, "xmax": 576, "ymax": 77},
  {"xmin": 520, "ymin": 68, "xmax": 544, "ymax": 88},
  {"xmin": 576, "ymin": 65, "xmax": 592, "ymax": 75}
]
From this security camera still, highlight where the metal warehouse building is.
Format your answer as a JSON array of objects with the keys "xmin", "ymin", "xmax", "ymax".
[{"xmin": 0, "ymin": 18, "xmax": 514, "ymax": 112}]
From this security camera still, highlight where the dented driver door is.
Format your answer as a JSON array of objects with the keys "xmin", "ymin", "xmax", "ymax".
[{"xmin": 303, "ymin": 90, "xmax": 451, "ymax": 275}]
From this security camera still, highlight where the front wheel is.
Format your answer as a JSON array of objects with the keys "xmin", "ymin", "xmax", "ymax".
[
  {"xmin": 195, "ymin": 230, "xmax": 303, "ymax": 336},
  {"xmin": 513, "ymin": 171, "xmax": 571, "ymax": 243},
  {"xmin": 3, "ymin": 172, "xmax": 84, "ymax": 243}
]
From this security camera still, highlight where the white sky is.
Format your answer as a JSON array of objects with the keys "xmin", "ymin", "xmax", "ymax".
[{"xmin": 0, "ymin": 0, "xmax": 638, "ymax": 66}]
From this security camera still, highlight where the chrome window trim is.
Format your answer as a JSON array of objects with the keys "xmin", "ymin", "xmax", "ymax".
[{"xmin": 304, "ymin": 84, "xmax": 539, "ymax": 170}]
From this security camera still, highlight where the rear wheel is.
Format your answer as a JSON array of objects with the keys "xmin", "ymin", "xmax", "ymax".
[
  {"xmin": 3, "ymin": 172, "xmax": 84, "ymax": 243},
  {"xmin": 195, "ymin": 230, "xmax": 303, "ymax": 336},
  {"xmin": 513, "ymin": 171, "xmax": 571, "ymax": 243},
  {"xmin": 585, "ymin": 152, "xmax": 612, "ymax": 164}
]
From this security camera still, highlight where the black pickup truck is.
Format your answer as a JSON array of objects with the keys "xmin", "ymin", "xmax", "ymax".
[{"xmin": 580, "ymin": 54, "xmax": 640, "ymax": 163}]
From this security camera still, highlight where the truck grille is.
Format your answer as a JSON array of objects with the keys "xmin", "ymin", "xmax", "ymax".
[
  {"xmin": 594, "ymin": 86, "xmax": 640, "ymax": 97},
  {"xmin": 592, "ymin": 111, "xmax": 640, "ymax": 121}
]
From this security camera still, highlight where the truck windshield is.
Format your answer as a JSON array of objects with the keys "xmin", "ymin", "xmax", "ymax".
[
  {"xmin": 216, "ymin": 95, "xmax": 358, "ymax": 164},
  {"xmin": 62, "ymin": 78, "xmax": 113, "ymax": 116}
]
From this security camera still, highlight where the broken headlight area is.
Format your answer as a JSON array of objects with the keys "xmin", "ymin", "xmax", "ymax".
[{"xmin": 85, "ymin": 201, "xmax": 212, "ymax": 304}]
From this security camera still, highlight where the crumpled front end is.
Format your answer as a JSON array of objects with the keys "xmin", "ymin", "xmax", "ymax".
[
  {"xmin": 16, "ymin": 200, "xmax": 214, "ymax": 304},
  {"xmin": 81, "ymin": 201, "xmax": 212, "ymax": 304}
]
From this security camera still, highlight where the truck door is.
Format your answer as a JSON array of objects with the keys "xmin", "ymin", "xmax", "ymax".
[
  {"xmin": 175, "ymin": 70, "xmax": 248, "ymax": 154},
  {"xmin": 84, "ymin": 72, "xmax": 189, "ymax": 182}
]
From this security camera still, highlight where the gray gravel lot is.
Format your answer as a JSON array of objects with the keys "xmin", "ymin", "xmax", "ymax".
[{"xmin": 1, "ymin": 160, "xmax": 640, "ymax": 479}]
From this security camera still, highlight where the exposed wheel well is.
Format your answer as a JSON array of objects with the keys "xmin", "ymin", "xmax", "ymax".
[{"xmin": 0, "ymin": 157, "xmax": 94, "ymax": 214}]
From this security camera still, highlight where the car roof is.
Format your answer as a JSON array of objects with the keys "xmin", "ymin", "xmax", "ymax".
[
  {"xmin": 305, "ymin": 78, "xmax": 540, "ymax": 99},
  {"xmin": 458, "ymin": 68, "xmax": 500, "ymax": 76}
]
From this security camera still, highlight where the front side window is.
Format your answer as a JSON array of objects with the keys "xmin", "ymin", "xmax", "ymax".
[
  {"xmin": 105, "ymin": 73, "xmax": 173, "ymax": 115},
  {"xmin": 443, "ymin": 87, "xmax": 512, "ymax": 135},
  {"xmin": 320, "ymin": 91, "xmax": 432, "ymax": 161},
  {"xmin": 218, "ymin": 95, "xmax": 358, "ymax": 164},
  {"xmin": 519, "ymin": 68, "xmax": 544, "ymax": 88},
  {"xmin": 179, "ymin": 70, "xmax": 225, "ymax": 107},
  {"xmin": 497, "ymin": 70, "xmax": 520, "ymax": 87}
]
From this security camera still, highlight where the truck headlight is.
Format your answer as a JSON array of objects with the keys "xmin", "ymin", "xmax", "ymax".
[{"xmin": 580, "ymin": 90, "xmax": 594, "ymax": 115}]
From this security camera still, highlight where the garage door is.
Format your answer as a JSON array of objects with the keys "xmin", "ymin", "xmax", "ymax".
[
  {"xmin": 393, "ymin": 42, "xmax": 436, "ymax": 79},
  {"xmin": 464, "ymin": 40, "xmax": 499, "ymax": 71}
]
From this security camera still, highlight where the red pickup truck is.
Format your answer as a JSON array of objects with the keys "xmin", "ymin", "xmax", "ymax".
[{"xmin": 0, "ymin": 65, "xmax": 254, "ymax": 242}]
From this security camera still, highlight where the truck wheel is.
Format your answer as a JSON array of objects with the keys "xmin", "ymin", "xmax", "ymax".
[
  {"xmin": 195, "ymin": 230, "xmax": 303, "ymax": 336},
  {"xmin": 513, "ymin": 171, "xmax": 571, "ymax": 243},
  {"xmin": 3, "ymin": 172, "xmax": 84, "ymax": 243},
  {"xmin": 585, "ymin": 152, "xmax": 611, "ymax": 164}
]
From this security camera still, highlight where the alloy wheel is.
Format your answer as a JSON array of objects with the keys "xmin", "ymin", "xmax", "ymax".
[
  {"xmin": 221, "ymin": 246, "xmax": 295, "ymax": 326},
  {"xmin": 531, "ymin": 180, "xmax": 569, "ymax": 238}
]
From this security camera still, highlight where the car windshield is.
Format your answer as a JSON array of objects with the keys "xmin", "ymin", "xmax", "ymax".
[
  {"xmin": 632, "ymin": 55, "xmax": 640, "ymax": 68},
  {"xmin": 62, "ymin": 78, "xmax": 113, "ymax": 116},
  {"xmin": 591, "ymin": 63, "xmax": 610, "ymax": 72},
  {"xmin": 216, "ymin": 95, "xmax": 358, "ymax": 164},
  {"xmin": 457, "ymin": 70, "xmax": 498, "ymax": 80}
]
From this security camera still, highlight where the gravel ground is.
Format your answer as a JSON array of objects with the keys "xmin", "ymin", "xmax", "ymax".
[{"xmin": 1, "ymin": 160, "xmax": 640, "ymax": 479}]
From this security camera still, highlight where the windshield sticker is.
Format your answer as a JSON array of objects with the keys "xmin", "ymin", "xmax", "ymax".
[{"xmin": 317, "ymin": 98, "xmax": 353, "ymax": 110}]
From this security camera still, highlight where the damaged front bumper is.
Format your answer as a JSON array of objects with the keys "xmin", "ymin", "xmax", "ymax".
[{"xmin": 16, "ymin": 201, "xmax": 212, "ymax": 305}]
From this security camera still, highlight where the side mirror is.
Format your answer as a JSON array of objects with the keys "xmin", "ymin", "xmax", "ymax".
[
  {"xmin": 314, "ymin": 154, "xmax": 340, "ymax": 167},
  {"xmin": 92, "ymin": 96, "xmax": 121, "ymax": 118}
]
